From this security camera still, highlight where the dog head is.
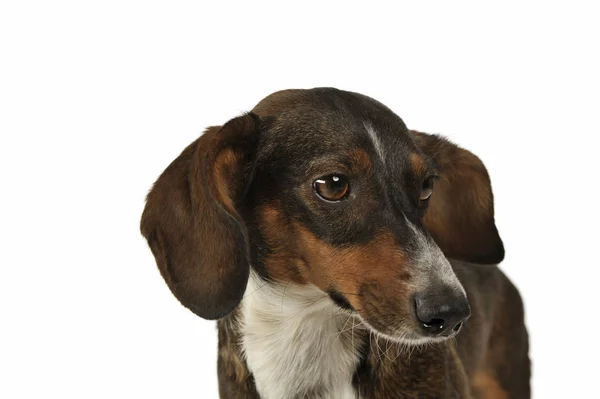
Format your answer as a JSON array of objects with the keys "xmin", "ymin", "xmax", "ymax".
[{"xmin": 141, "ymin": 88, "xmax": 503, "ymax": 344}]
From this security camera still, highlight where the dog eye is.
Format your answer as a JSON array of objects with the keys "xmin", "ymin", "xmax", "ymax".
[
  {"xmin": 314, "ymin": 175, "xmax": 350, "ymax": 202},
  {"xmin": 420, "ymin": 176, "xmax": 435, "ymax": 201}
]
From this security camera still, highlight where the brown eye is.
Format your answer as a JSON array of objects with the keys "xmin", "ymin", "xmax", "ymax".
[
  {"xmin": 314, "ymin": 175, "xmax": 350, "ymax": 202},
  {"xmin": 420, "ymin": 176, "xmax": 435, "ymax": 201}
]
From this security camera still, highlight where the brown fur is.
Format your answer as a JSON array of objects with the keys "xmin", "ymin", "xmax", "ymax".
[
  {"xmin": 357, "ymin": 338, "xmax": 473, "ymax": 399},
  {"xmin": 412, "ymin": 131, "xmax": 504, "ymax": 265},
  {"xmin": 217, "ymin": 311, "xmax": 260, "ymax": 398},
  {"xmin": 256, "ymin": 201, "xmax": 415, "ymax": 336},
  {"xmin": 140, "ymin": 88, "xmax": 529, "ymax": 398},
  {"xmin": 215, "ymin": 261, "xmax": 530, "ymax": 398},
  {"xmin": 348, "ymin": 148, "xmax": 373, "ymax": 174},
  {"xmin": 453, "ymin": 262, "xmax": 530, "ymax": 398},
  {"xmin": 472, "ymin": 373, "xmax": 509, "ymax": 399},
  {"xmin": 256, "ymin": 203, "xmax": 307, "ymax": 284},
  {"xmin": 140, "ymin": 115, "xmax": 261, "ymax": 320},
  {"xmin": 409, "ymin": 152, "xmax": 427, "ymax": 176},
  {"xmin": 294, "ymin": 226, "xmax": 414, "ymax": 335}
]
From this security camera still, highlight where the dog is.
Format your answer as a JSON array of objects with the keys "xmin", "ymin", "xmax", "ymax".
[{"xmin": 140, "ymin": 88, "xmax": 530, "ymax": 398}]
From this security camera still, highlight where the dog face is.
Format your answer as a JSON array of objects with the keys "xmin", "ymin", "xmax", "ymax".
[{"xmin": 141, "ymin": 88, "xmax": 504, "ymax": 344}]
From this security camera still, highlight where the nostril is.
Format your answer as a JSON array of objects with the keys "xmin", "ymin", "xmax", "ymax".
[
  {"xmin": 422, "ymin": 318, "xmax": 445, "ymax": 329},
  {"xmin": 453, "ymin": 322, "xmax": 463, "ymax": 333}
]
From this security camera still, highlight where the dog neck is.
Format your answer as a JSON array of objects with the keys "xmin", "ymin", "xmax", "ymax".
[{"xmin": 240, "ymin": 271, "xmax": 363, "ymax": 399}]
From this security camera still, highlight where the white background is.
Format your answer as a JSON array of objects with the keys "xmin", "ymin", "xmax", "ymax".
[{"xmin": 1, "ymin": 1, "xmax": 598, "ymax": 398}]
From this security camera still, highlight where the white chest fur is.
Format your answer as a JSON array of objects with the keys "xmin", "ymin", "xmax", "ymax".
[{"xmin": 241, "ymin": 272, "xmax": 362, "ymax": 399}]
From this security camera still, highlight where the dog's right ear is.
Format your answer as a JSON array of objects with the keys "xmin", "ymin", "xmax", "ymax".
[{"xmin": 140, "ymin": 113, "xmax": 261, "ymax": 320}]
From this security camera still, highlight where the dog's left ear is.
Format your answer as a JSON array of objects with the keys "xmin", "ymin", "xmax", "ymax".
[{"xmin": 411, "ymin": 131, "xmax": 505, "ymax": 264}]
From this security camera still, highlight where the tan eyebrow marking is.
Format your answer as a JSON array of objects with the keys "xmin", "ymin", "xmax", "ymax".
[
  {"xmin": 409, "ymin": 152, "xmax": 427, "ymax": 175},
  {"xmin": 347, "ymin": 148, "xmax": 372, "ymax": 174}
]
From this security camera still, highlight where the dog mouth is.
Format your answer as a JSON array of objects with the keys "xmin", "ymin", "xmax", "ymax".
[
  {"xmin": 328, "ymin": 289, "xmax": 470, "ymax": 345},
  {"xmin": 355, "ymin": 315, "xmax": 465, "ymax": 346}
]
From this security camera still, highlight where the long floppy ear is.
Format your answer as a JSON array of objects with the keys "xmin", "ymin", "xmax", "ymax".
[
  {"xmin": 411, "ymin": 131, "xmax": 505, "ymax": 264},
  {"xmin": 140, "ymin": 113, "xmax": 261, "ymax": 319}
]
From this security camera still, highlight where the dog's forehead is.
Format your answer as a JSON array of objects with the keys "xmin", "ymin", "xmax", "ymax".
[{"xmin": 253, "ymin": 88, "xmax": 419, "ymax": 163}]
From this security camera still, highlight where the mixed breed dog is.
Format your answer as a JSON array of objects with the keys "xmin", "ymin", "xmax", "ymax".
[{"xmin": 141, "ymin": 88, "xmax": 530, "ymax": 398}]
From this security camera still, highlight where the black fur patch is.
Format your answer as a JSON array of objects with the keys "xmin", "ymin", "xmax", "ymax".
[{"xmin": 328, "ymin": 289, "xmax": 354, "ymax": 311}]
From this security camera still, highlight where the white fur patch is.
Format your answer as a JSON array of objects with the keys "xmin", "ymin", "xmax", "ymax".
[
  {"xmin": 364, "ymin": 122, "xmax": 386, "ymax": 163},
  {"xmin": 241, "ymin": 272, "xmax": 362, "ymax": 399}
]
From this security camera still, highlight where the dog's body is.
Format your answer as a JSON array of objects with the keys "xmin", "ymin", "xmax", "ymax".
[{"xmin": 141, "ymin": 88, "xmax": 530, "ymax": 398}]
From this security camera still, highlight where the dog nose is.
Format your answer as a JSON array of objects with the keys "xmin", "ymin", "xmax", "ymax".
[{"xmin": 414, "ymin": 291, "xmax": 471, "ymax": 337}]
